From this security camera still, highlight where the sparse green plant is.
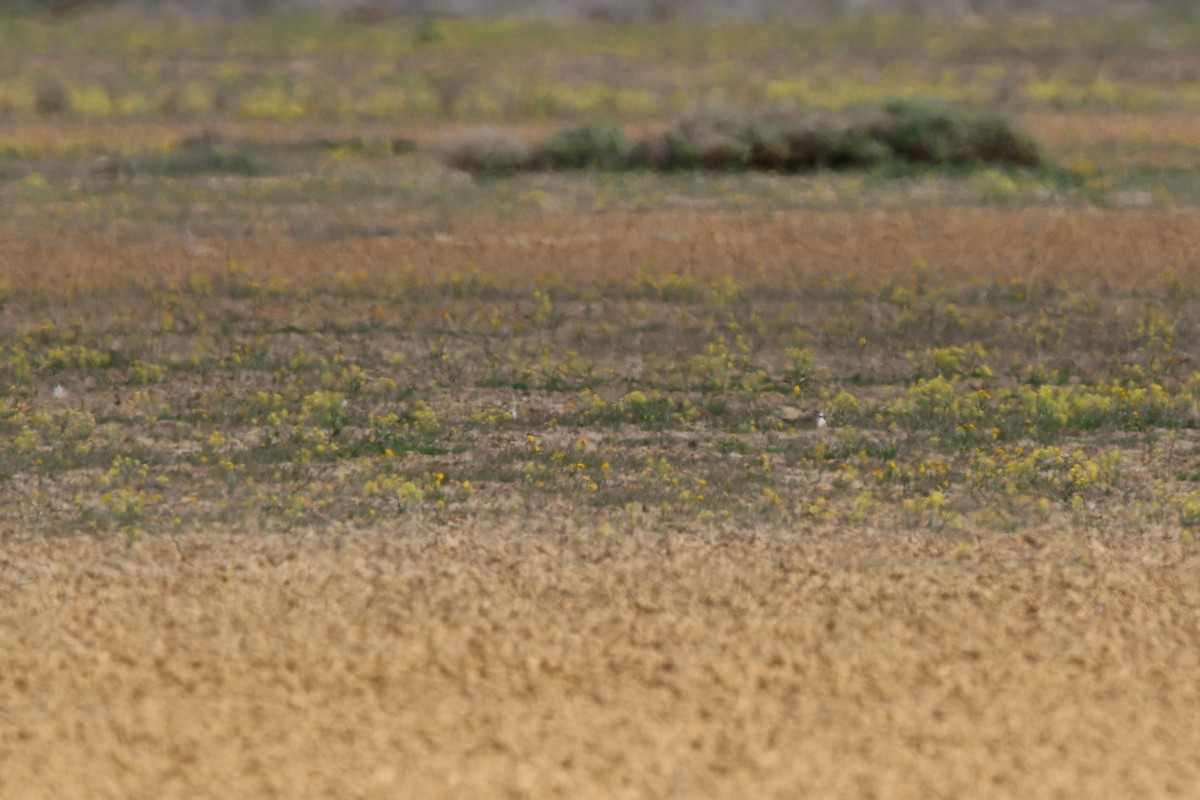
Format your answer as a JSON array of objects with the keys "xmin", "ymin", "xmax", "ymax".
[
  {"xmin": 909, "ymin": 344, "xmax": 993, "ymax": 380},
  {"xmin": 784, "ymin": 347, "xmax": 816, "ymax": 389}
]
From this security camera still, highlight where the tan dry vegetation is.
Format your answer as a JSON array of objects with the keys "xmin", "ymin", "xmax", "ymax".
[
  {"xmin": 2, "ymin": 110, "xmax": 1197, "ymax": 159},
  {"xmin": 1025, "ymin": 112, "xmax": 1200, "ymax": 150},
  {"xmin": 3, "ymin": 524, "xmax": 1199, "ymax": 799},
  {"xmin": 5, "ymin": 207, "xmax": 1200, "ymax": 299}
]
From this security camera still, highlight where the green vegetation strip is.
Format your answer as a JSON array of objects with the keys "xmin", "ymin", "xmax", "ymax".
[
  {"xmin": 446, "ymin": 102, "xmax": 1045, "ymax": 175},
  {"xmin": 1, "ymin": 272, "xmax": 1198, "ymax": 540}
]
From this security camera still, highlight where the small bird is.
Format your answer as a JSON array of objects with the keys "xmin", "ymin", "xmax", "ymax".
[
  {"xmin": 780, "ymin": 407, "xmax": 826, "ymax": 429},
  {"xmin": 50, "ymin": 384, "xmax": 68, "ymax": 401}
]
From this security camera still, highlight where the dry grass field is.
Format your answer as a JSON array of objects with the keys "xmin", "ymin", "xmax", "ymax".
[{"xmin": 3, "ymin": 10, "xmax": 1200, "ymax": 798}]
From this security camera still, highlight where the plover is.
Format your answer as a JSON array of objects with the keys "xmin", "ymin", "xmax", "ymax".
[{"xmin": 780, "ymin": 407, "xmax": 826, "ymax": 429}]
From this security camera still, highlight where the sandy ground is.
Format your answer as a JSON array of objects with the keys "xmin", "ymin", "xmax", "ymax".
[{"xmin": 2, "ymin": 523, "xmax": 1198, "ymax": 799}]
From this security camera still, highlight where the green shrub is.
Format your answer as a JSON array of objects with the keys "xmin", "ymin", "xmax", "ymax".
[
  {"xmin": 631, "ymin": 111, "xmax": 889, "ymax": 172},
  {"xmin": 446, "ymin": 102, "xmax": 1044, "ymax": 176},
  {"xmin": 867, "ymin": 100, "xmax": 1042, "ymax": 168},
  {"xmin": 963, "ymin": 114, "xmax": 1044, "ymax": 168},
  {"xmin": 778, "ymin": 123, "xmax": 889, "ymax": 170},
  {"xmin": 529, "ymin": 122, "xmax": 632, "ymax": 170},
  {"xmin": 655, "ymin": 128, "xmax": 702, "ymax": 170}
]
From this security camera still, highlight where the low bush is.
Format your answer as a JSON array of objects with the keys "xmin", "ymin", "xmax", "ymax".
[
  {"xmin": 865, "ymin": 100, "xmax": 1043, "ymax": 168},
  {"xmin": 629, "ymin": 109, "xmax": 888, "ymax": 172},
  {"xmin": 446, "ymin": 102, "xmax": 1045, "ymax": 176},
  {"xmin": 528, "ymin": 122, "xmax": 632, "ymax": 170}
]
